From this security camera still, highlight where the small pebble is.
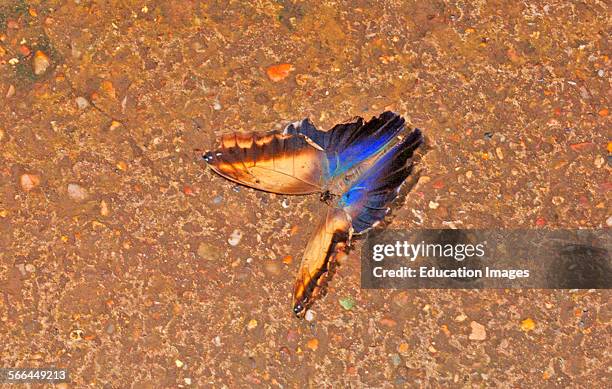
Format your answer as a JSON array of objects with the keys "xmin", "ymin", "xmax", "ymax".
[
  {"xmin": 116, "ymin": 161, "xmax": 128, "ymax": 171},
  {"xmin": 281, "ymin": 198, "xmax": 290, "ymax": 208},
  {"xmin": 184, "ymin": 378, "xmax": 192, "ymax": 385},
  {"xmin": 76, "ymin": 96, "xmax": 89, "ymax": 109},
  {"xmin": 70, "ymin": 329, "xmax": 84, "ymax": 341},
  {"xmin": 597, "ymin": 69, "xmax": 605, "ymax": 77},
  {"xmin": 213, "ymin": 101, "xmax": 222, "ymax": 110},
  {"xmin": 520, "ymin": 318, "xmax": 536, "ymax": 332},
  {"xmin": 25, "ymin": 264, "xmax": 35, "ymax": 272},
  {"xmin": 6, "ymin": 84, "xmax": 15, "ymax": 98},
  {"xmin": 20, "ymin": 173, "xmax": 40, "ymax": 192},
  {"xmin": 213, "ymin": 195, "xmax": 223, "ymax": 204},
  {"xmin": 228, "ymin": 230, "xmax": 242, "ymax": 246},
  {"xmin": 484, "ymin": 132, "xmax": 493, "ymax": 140},
  {"xmin": 339, "ymin": 297, "xmax": 355, "ymax": 311},
  {"xmin": 213, "ymin": 336, "xmax": 222, "ymax": 347},
  {"xmin": 175, "ymin": 359, "xmax": 184, "ymax": 368},
  {"xmin": 33, "ymin": 50, "xmax": 50, "ymax": 75},
  {"xmin": 306, "ymin": 338, "xmax": 319, "ymax": 351},
  {"xmin": 594, "ymin": 156, "xmax": 604, "ymax": 168},
  {"xmin": 266, "ymin": 63, "xmax": 294, "ymax": 82},
  {"xmin": 67, "ymin": 183, "xmax": 88, "ymax": 201},
  {"xmin": 109, "ymin": 120, "xmax": 121, "ymax": 131},
  {"xmin": 304, "ymin": 310, "xmax": 315, "ymax": 322},
  {"xmin": 100, "ymin": 200, "xmax": 110, "ymax": 216},
  {"xmin": 469, "ymin": 321, "xmax": 487, "ymax": 341},
  {"xmin": 390, "ymin": 353, "xmax": 401, "ymax": 367},
  {"xmin": 428, "ymin": 201, "xmax": 439, "ymax": 209},
  {"xmin": 606, "ymin": 216, "xmax": 612, "ymax": 227},
  {"xmin": 247, "ymin": 319, "xmax": 258, "ymax": 330},
  {"xmin": 495, "ymin": 147, "xmax": 504, "ymax": 160}
]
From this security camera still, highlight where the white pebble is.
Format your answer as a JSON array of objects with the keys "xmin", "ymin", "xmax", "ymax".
[
  {"xmin": 281, "ymin": 198, "xmax": 290, "ymax": 208},
  {"xmin": 76, "ymin": 96, "xmax": 89, "ymax": 109},
  {"xmin": 228, "ymin": 229, "xmax": 242, "ymax": 246},
  {"xmin": 213, "ymin": 336, "xmax": 222, "ymax": 347},
  {"xmin": 606, "ymin": 216, "xmax": 612, "ymax": 227},
  {"xmin": 213, "ymin": 101, "xmax": 222, "ymax": 110},
  {"xmin": 67, "ymin": 183, "xmax": 88, "ymax": 201},
  {"xmin": 33, "ymin": 51, "xmax": 51, "ymax": 75},
  {"xmin": 428, "ymin": 201, "xmax": 439, "ymax": 209},
  {"xmin": 304, "ymin": 310, "xmax": 315, "ymax": 321},
  {"xmin": 16, "ymin": 264, "xmax": 26, "ymax": 276}
]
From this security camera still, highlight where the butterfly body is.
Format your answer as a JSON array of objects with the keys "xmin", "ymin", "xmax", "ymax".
[{"xmin": 203, "ymin": 112, "xmax": 423, "ymax": 316}]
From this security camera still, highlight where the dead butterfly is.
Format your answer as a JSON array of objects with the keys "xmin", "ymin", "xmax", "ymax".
[{"xmin": 203, "ymin": 111, "xmax": 423, "ymax": 316}]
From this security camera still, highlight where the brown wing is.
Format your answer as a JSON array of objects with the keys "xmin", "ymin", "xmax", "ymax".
[
  {"xmin": 203, "ymin": 130, "xmax": 327, "ymax": 195},
  {"xmin": 292, "ymin": 207, "xmax": 351, "ymax": 316}
]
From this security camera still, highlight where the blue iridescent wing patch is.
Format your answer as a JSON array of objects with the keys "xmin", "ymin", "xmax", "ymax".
[{"xmin": 338, "ymin": 128, "xmax": 423, "ymax": 234}]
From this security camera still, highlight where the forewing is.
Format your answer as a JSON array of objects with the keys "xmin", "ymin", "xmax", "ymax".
[
  {"xmin": 292, "ymin": 207, "xmax": 351, "ymax": 316},
  {"xmin": 204, "ymin": 130, "xmax": 328, "ymax": 194},
  {"xmin": 285, "ymin": 112, "xmax": 407, "ymax": 177}
]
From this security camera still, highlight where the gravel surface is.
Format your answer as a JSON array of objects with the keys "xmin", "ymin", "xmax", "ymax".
[{"xmin": 0, "ymin": 1, "xmax": 609, "ymax": 387}]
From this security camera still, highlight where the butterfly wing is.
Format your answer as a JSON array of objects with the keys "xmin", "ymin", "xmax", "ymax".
[
  {"xmin": 204, "ymin": 130, "xmax": 328, "ymax": 195},
  {"xmin": 292, "ymin": 207, "xmax": 351, "ymax": 316},
  {"xmin": 339, "ymin": 128, "xmax": 423, "ymax": 234},
  {"xmin": 292, "ymin": 127, "xmax": 423, "ymax": 316},
  {"xmin": 285, "ymin": 111, "xmax": 408, "ymax": 178}
]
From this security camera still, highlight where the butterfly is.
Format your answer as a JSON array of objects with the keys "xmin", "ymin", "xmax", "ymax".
[{"xmin": 203, "ymin": 111, "xmax": 423, "ymax": 316}]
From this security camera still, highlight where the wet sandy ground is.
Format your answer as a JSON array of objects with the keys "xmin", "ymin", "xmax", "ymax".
[{"xmin": 0, "ymin": 0, "xmax": 610, "ymax": 387}]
